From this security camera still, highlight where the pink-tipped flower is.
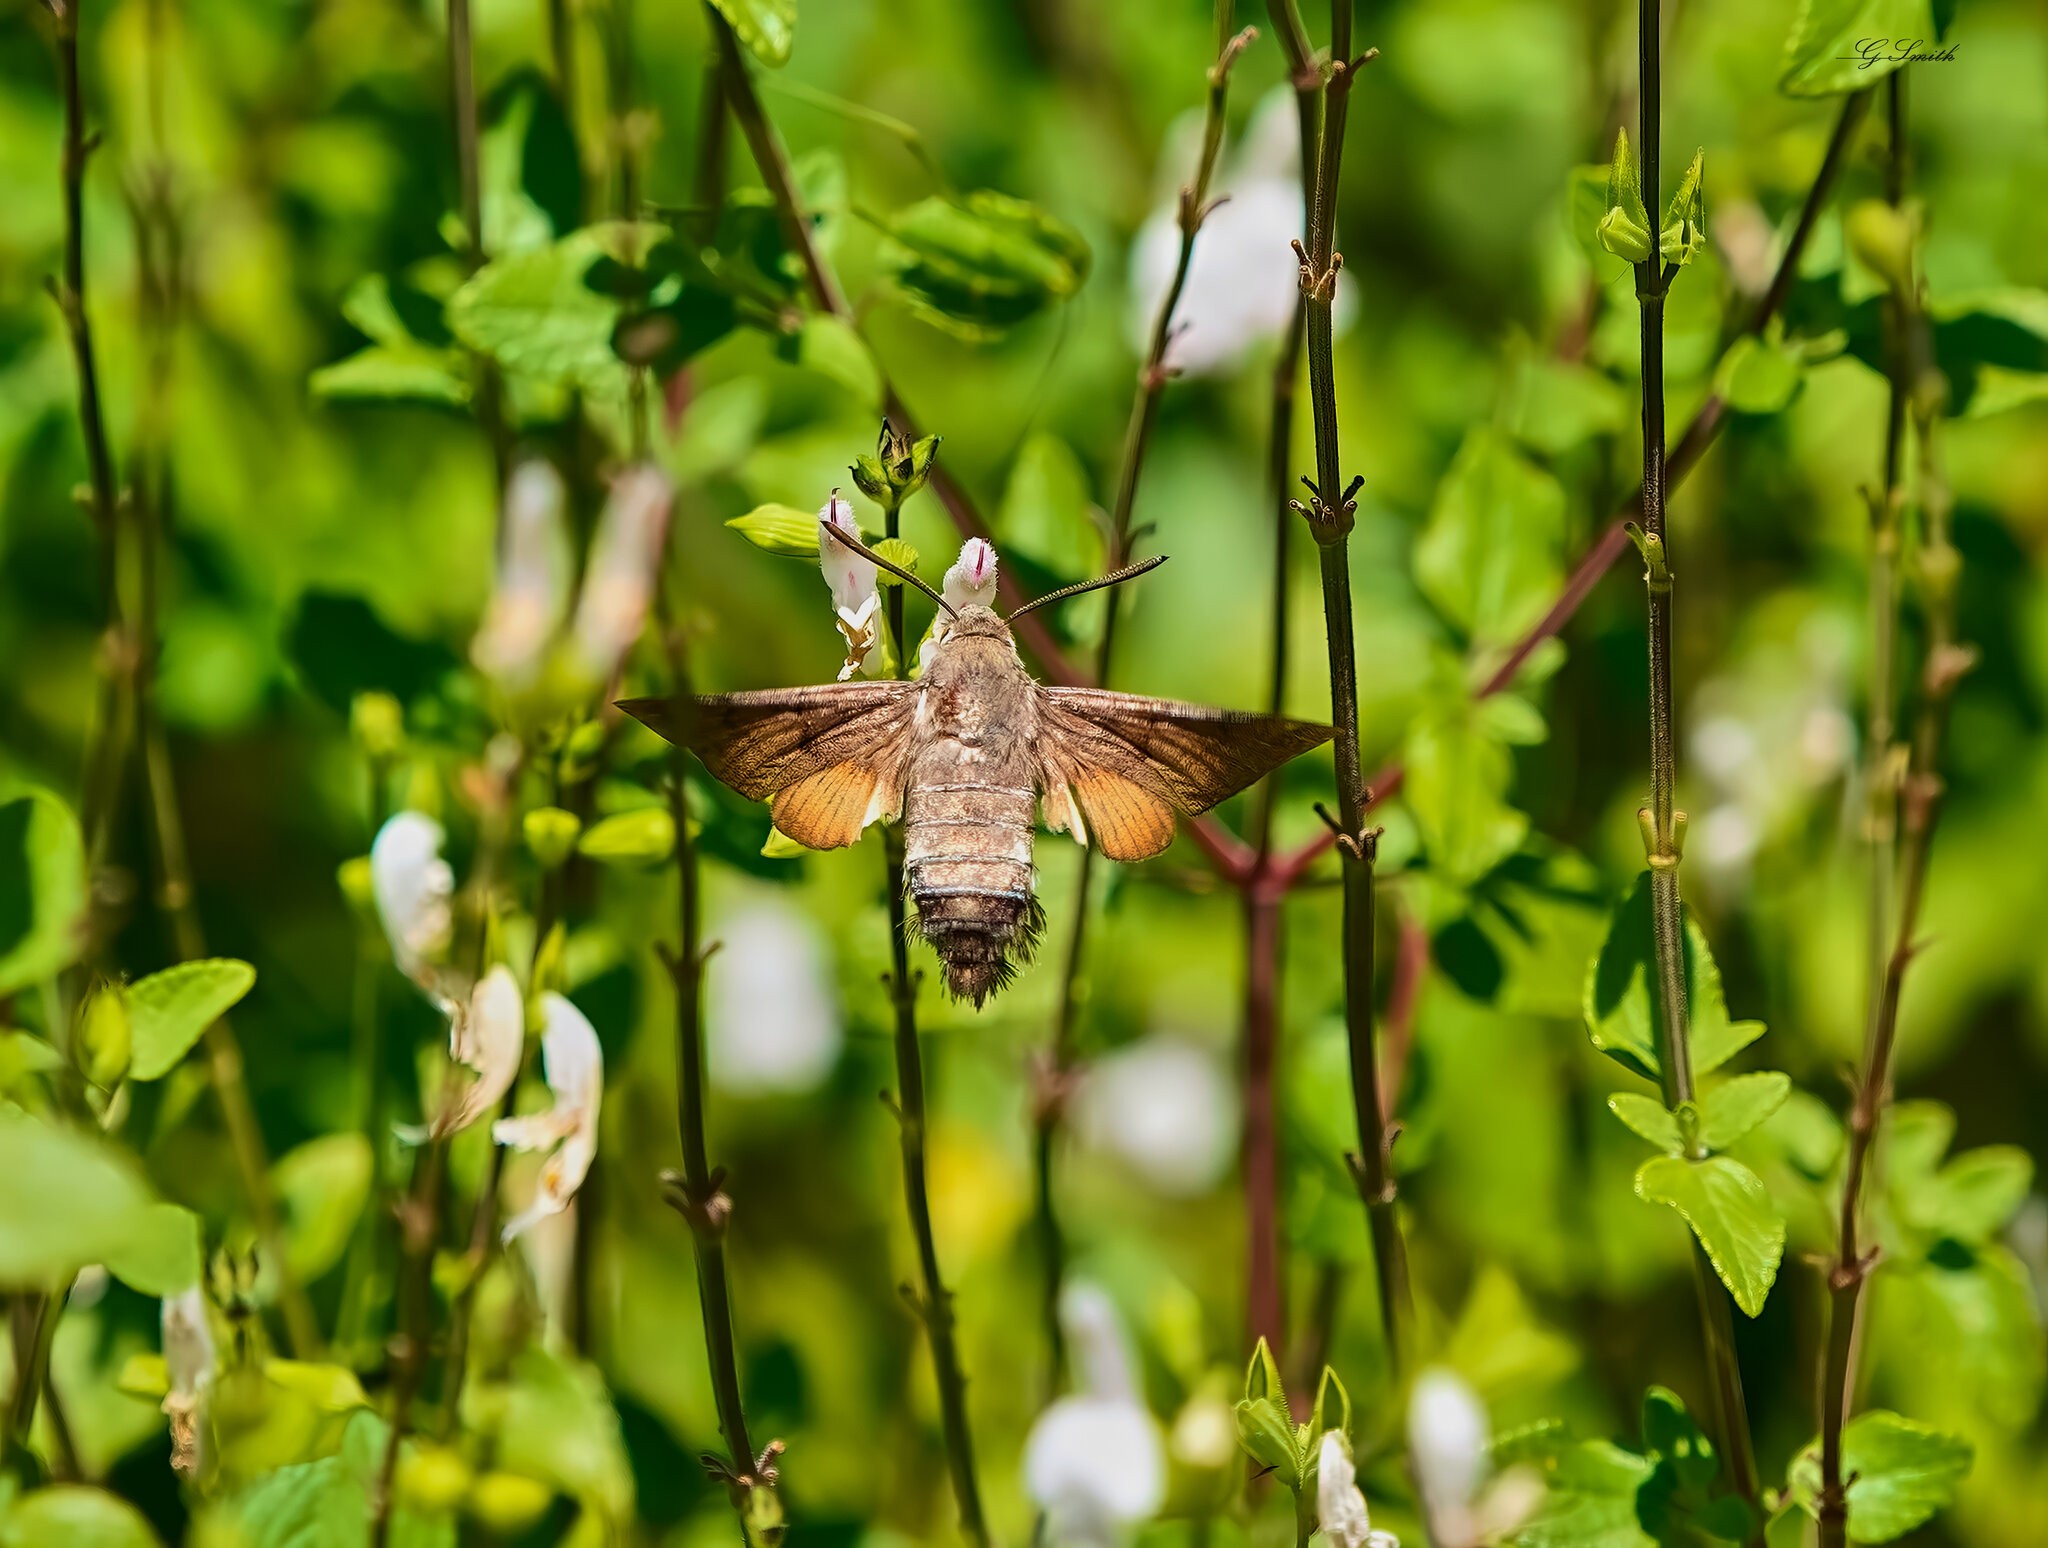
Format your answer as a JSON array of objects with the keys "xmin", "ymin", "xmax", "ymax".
[
  {"xmin": 942, "ymin": 537, "xmax": 1000, "ymax": 611},
  {"xmin": 569, "ymin": 465, "xmax": 673, "ymax": 684},
  {"xmin": 472, "ymin": 460, "xmax": 573, "ymax": 691},
  {"xmin": 819, "ymin": 493, "xmax": 883, "ymax": 680},
  {"xmin": 495, "ymin": 992, "xmax": 603, "ymax": 1242}
]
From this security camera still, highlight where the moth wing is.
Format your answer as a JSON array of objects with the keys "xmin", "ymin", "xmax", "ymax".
[
  {"xmin": 619, "ymin": 682, "xmax": 921, "ymax": 850},
  {"xmin": 1034, "ymin": 687, "xmax": 1331, "ymax": 859}
]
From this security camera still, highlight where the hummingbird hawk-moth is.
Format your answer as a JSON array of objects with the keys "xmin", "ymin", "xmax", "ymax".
[{"xmin": 622, "ymin": 545, "xmax": 1330, "ymax": 1006}]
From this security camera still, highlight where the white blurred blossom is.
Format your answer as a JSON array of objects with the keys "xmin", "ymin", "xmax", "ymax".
[
  {"xmin": 496, "ymin": 992, "xmax": 603, "ymax": 1242},
  {"xmin": 438, "ymin": 965, "xmax": 525, "ymax": 1138},
  {"xmin": 569, "ymin": 465, "xmax": 673, "ymax": 684},
  {"xmin": 1075, "ymin": 1035, "xmax": 1237, "ymax": 1197},
  {"xmin": 161, "ymin": 1286, "xmax": 216, "ymax": 1478},
  {"xmin": 1127, "ymin": 90, "xmax": 1353, "ymax": 377},
  {"xmin": 370, "ymin": 811, "xmax": 454, "ymax": 985},
  {"xmin": 705, "ymin": 898, "xmax": 844, "ymax": 1095},
  {"xmin": 1317, "ymin": 1431, "xmax": 1398, "ymax": 1548},
  {"xmin": 919, "ymin": 538, "xmax": 1002, "ymax": 673},
  {"xmin": 472, "ymin": 460, "xmax": 573, "ymax": 691},
  {"xmin": 1024, "ymin": 1284, "xmax": 1164, "ymax": 1545},
  {"xmin": 819, "ymin": 493, "xmax": 883, "ymax": 680},
  {"xmin": 1405, "ymin": 1368, "xmax": 1541, "ymax": 1548}
]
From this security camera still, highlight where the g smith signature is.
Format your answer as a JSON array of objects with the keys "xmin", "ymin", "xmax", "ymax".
[{"xmin": 1838, "ymin": 38, "xmax": 1959, "ymax": 68}]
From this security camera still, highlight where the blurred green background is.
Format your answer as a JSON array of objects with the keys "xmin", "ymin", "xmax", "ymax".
[{"xmin": 2, "ymin": 0, "xmax": 2046, "ymax": 1543}]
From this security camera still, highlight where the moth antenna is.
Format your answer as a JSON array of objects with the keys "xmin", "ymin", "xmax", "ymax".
[
  {"xmin": 822, "ymin": 522, "xmax": 957, "ymax": 616},
  {"xmin": 1007, "ymin": 554, "xmax": 1169, "ymax": 620}
]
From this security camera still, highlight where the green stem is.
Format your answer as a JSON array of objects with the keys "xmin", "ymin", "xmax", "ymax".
[
  {"xmin": 1819, "ymin": 70, "xmax": 1963, "ymax": 1548},
  {"xmin": 1289, "ymin": 0, "xmax": 1414, "ymax": 1373},
  {"xmin": 1632, "ymin": 1, "xmax": 1761, "ymax": 1527},
  {"xmin": 371, "ymin": 1134, "xmax": 447, "ymax": 1548}
]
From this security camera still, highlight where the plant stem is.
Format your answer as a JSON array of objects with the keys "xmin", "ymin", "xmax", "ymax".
[
  {"xmin": 655, "ymin": 588, "xmax": 770, "ymax": 1516},
  {"xmin": 1631, "ymin": 2, "xmax": 1761, "ymax": 1526},
  {"xmin": 1242, "ymin": 882, "xmax": 1286, "ymax": 1354},
  {"xmin": 870, "ymin": 488, "xmax": 991, "ymax": 1546},
  {"xmin": 1817, "ymin": 70, "xmax": 1966, "ymax": 1548},
  {"xmin": 371, "ymin": 1134, "xmax": 447, "ymax": 1548},
  {"xmin": 448, "ymin": 0, "xmax": 511, "ymax": 482},
  {"xmin": 1287, "ymin": 0, "xmax": 1413, "ymax": 1371},
  {"xmin": 1034, "ymin": 1, "xmax": 1252, "ymax": 1395}
]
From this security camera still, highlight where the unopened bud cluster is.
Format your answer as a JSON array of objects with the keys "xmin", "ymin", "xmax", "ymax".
[{"xmin": 849, "ymin": 418, "xmax": 940, "ymax": 508}]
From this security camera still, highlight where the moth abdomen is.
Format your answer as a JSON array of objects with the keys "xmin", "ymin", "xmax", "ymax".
[{"xmin": 903, "ymin": 778, "xmax": 1039, "ymax": 1007}]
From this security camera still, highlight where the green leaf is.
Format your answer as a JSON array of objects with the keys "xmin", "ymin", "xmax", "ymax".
[
  {"xmin": 1716, "ymin": 335, "xmax": 1805, "ymax": 414},
  {"xmin": 1243, "ymin": 1335, "xmax": 1284, "ymax": 1405},
  {"xmin": 997, "ymin": 433, "xmax": 1103, "ymax": 578},
  {"xmin": 115, "ymin": 1352, "xmax": 170, "ymax": 1400},
  {"xmin": 759, "ymin": 826, "xmax": 808, "ymax": 860},
  {"xmin": 1658, "ymin": 148, "xmax": 1707, "ymax": 268},
  {"xmin": 127, "ymin": 959, "xmax": 257, "ymax": 1082},
  {"xmin": 791, "ymin": 314, "xmax": 881, "ymax": 407},
  {"xmin": 1496, "ymin": 1425, "xmax": 1655, "ymax": 1548},
  {"xmin": 1607, "ymin": 1093, "xmax": 1684, "ymax": 1153},
  {"xmin": 448, "ymin": 225, "xmax": 650, "ymax": 388},
  {"xmin": 727, "ymin": 502, "xmax": 830, "ymax": 558},
  {"xmin": 1635, "ymin": 1155, "xmax": 1785, "ymax": 1316},
  {"xmin": 1597, "ymin": 128, "xmax": 1654, "ymax": 264},
  {"xmin": 492, "ymin": 1346, "xmax": 634, "ymax": 1517},
  {"xmin": 1788, "ymin": 1412, "xmax": 1972, "ymax": 1542},
  {"xmin": 1908, "ymin": 1145, "xmax": 2033, "ymax": 1243},
  {"xmin": 0, "ymin": 1031, "xmax": 64, "ymax": 1101},
  {"xmin": 1640, "ymin": 1386, "xmax": 1716, "ymax": 1494},
  {"xmin": 1413, "ymin": 428, "xmax": 1568, "ymax": 647},
  {"xmin": 103, "ymin": 1203, "xmax": 203, "ymax": 1296},
  {"xmin": 0, "ymin": 791, "xmax": 88, "ymax": 997},
  {"xmin": 1697, "ymin": 1071, "xmax": 1792, "ymax": 1152},
  {"xmin": 1233, "ymin": 1397, "xmax": 1301, "ymax": 1489},
  {"xmin": 1582, "ymin": 871, "xmax": 1764, "ymax": 1082},
  {"xmin": 708, "ymin": 0, "xmax": 796, "ymax": 67},
  {"xmin": 275, "ymin": 1133, "xmax": 374, "ymax": 1281},
  {"xmin": 577, "ymin": 808, "xmax": 676, "ymax": 864},
  {"xmin": 1403, "ymin": 705, "xmax": 1530, "ymax": 885},
  {"xmin": 0, "ymin": 1113, "xmax": 156, "ymax": 1285},
  {"xmin": 869, "ymin": 537, "xmax": 921, "ymax": 581},
  {"xmin": 883, "ymin": 191, "xmax": 1090, "ymax": 342},
  {"xmin": 1308, "ymin": 1365, "xmax": 1350, "ymax": 1440},
  {"xmin": 0, "ymin": 1486, "xmax": 161, "ymax": 1548},
  {"xmin": 309, "ymin": 345, "xmax": 471, "ymax": 407},
  {"xmin": 1782, "ymin": 0, "xmax": 1939, "ymax": 97},
  {"xmin": 229, "ymin": 1410, "xmax": 454, "ymax": 1548},
  {"xmin": 264, "ymin": 1359, "xmax": 371, "ymax": 1413}
]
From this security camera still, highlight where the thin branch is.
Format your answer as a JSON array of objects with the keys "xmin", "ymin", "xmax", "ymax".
[
  {"xmin": 1287, "ymin": 0, "xmax": 1413, "ymax": 1369},
  {"xmin": 1036, "ymin": 1, "xmax": 1253, "ymax": 1394},
  {"xmin": 1818, "ymin": 69, "xmax": 1965, "ymax": 1548}
]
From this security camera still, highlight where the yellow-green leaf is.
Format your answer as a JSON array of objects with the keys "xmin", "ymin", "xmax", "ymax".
[{"xmin": 128, "ymin": 959, "xmax": 257, "ymax": 1082}]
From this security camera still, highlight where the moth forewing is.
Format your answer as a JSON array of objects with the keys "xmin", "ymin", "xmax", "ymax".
[{"xmin": 620, "ymin": 604, "xmax": 1331, "ymax": 1004}]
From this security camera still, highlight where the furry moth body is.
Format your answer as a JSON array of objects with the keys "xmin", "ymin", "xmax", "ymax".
[{"xmin": 622, "ymin": 605, "xmax": 1330, "ymax": 1005}]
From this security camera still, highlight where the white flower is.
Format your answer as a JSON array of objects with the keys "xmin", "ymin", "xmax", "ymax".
[
  {"xmin": 1317, "ymin": 1431, "xmax": 1398, "ymax": 1548},
  {"xmin": 1127, "ymin": 90, "xmax": 1352, "ymax": 378},
  {"xmin": 370, "ymin": 811, "xmax": 454, "ymax": 985},
  {"xmin": 161, "ymin": 1286, "xmax": 216, "ymax": 1477},
  {"xmin": 495, "ymin": 991, "xmax": 602, "ymax": 1242},
  {"xmin": 919, "ymin": 539, "xmax": 1003, "ymax": 674},
  {"xmin": 569, "ymin": 465, "xmax": 673, "ymax": 684},
  {"xmin": 1409, "ymin": 1369, "xmax": 1487, "ymax": 1533},
  {"xmin": 704, "ymin": 899, "xmax": 843, "ymax": 1095},
  {"xmin": 472, "ymin": 459, "xmax": 573, "ymax": 691},
  {"xmin": 438, "ymin": 964, "xmax": 525, "ymax": 1137},
  {"xmin": 1404, "ymin": 1368, "xmax": 1541, "ymax": 1547},
  {"xmin": 943, "ymin": 538, "xmax": 1000, "ymax": 611},
  {"xmin": 1024, "ymin": 1284, "xmax": 1164, "ymax": 1545},
  {"xmin": 819, "ymin": 493, "xmax": 883, "ymax": 680},
  {"xmin": 1075, "ymin": 1035, "xmax": 1237, "ymax": 1197}
]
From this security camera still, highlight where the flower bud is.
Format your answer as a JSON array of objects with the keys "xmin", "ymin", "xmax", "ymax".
[
  {"xmin": 523, "ymin": 806, "xmax": 582, "ymax": 870},
  {"xmin": 1318, "ymin": 1431, "xmax": 1399, "ymax": 1548},
  {"xmin": 399, "ymin": 1444, "xmax": 474, "ymax": 1513},
  {"xmin": 79, "ymin": 984, "xmax": 130, "ymax": 1088},
  {"xmin": 1598, "ymin": 205, "xmax": 1654, "ymax": 265},
  {"xmin": 468, "ymin": 1472, "xmax": 553, "ymax": 1534},
  {"xmin": 1845, "ymin": 198, "xmax": 1918, "ymax": 297},
  {"xmin": 370, "ymin": 812, "xmax": 454, "ymax": 985},
  {"xmin": 350, "ymin": 691, "xmax": 405, "ymax": 763},
  {"xmin": 1409, "ymin": 1368, "xmax": 1487, "ymax": 1528},
  {"xmin": 336, "ymin": 855, "xmax": 376, "ymax": 916}
]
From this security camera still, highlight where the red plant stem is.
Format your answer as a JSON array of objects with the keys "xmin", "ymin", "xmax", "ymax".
[{"xmin": 1242, "ymin": 888, "xmax": 1286, "ymax": 1355}]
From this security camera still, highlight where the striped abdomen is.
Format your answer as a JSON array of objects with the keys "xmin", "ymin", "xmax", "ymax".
[{"xmin": 903, "ymin": 766, "xmax": 1040, "ymax": 1006}]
